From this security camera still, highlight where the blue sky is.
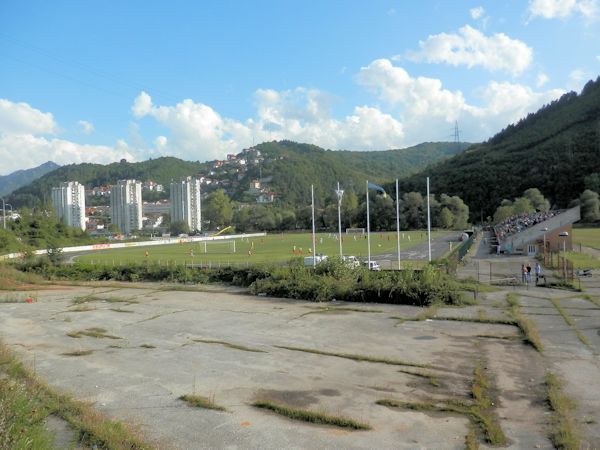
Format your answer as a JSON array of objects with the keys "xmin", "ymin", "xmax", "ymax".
[{"xmin": 0, "ymin": 0, "xmax": 599, "ymax": 174}]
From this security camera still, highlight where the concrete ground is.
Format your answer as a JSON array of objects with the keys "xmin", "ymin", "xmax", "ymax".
[{"xmin": 3, "ymin": 280, "xmax": 592, "ymax": 449}]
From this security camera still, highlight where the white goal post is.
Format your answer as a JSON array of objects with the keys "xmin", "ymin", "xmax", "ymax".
[
  {"xmin": 200, "ymin": 240, "xmax": 237, "ymax": 254},
  {"xmin": 345, "ymin": 228, "xmax": 366, "ymax": 235}
]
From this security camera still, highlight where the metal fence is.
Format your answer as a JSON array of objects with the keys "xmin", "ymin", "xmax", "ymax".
[{"xmin": 541, "ymin": 251, "xmax": 574, "ymax": 281}]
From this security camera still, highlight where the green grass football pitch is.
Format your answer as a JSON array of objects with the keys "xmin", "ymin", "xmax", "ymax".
[
  {"xmin": 76, "ymin": 230, "xmax": 450, "ymax": 266},
  {"xmin": 573, "ymin": 227, "xmax": 600, "ymax": 251}
]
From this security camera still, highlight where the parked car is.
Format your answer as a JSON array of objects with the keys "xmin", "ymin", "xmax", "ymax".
[
  {"xmin": 304, "ymin": 255, "xmax": 328, "ymax": 267},
  {"xmin": 342, "ymin": 255, "xmax": 360, "ymax": 268},
  {"xmin": 363, "ymin": 260, "xmax": 381, "ymax": 271}
]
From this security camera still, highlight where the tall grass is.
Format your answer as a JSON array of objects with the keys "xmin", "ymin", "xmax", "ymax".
[
  {"xmin": 0, "ymin": 338, "xmax": 152, "ymax": 449},
  {"xmin": 252, "ymin": 400, "xmax": 371, "ymax": 430},
  {"xmin": 546, "ymin": 372, "xmax": 581, "ymax": 449}
]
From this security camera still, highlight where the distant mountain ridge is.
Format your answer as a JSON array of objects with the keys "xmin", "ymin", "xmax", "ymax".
[
  {"xmin": 7, "ymin": 141, "xmax": 469, "ymax": 207},
  {"xmin": 399, "ymin": 76, "xmax": 600, "ymax": 219},
  {"xmin": 0, "ymin": 161, "xmax": 60, "ymax": 197}
]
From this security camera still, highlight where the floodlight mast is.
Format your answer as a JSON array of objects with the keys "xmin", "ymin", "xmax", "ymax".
[{"xmin": 335, "ymin": 182, "xmax": 344, "ymax": 258}]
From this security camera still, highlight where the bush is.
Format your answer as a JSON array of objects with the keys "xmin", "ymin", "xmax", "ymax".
[{"xmin": 10, "ymin": 257, "xmax": 465, "ymax": 306}]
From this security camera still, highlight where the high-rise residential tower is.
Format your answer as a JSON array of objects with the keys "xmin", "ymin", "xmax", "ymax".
[
  {"xmin": 170, "ymin": 176, "xmax": 202, "ymax": 232},
  {"xmin": 110, "ymin": 179, "xmax": 142, "ymax": 234},
  {"xmin": 51, "ymin": 181, "xmax": 86, "ymax": 231}
]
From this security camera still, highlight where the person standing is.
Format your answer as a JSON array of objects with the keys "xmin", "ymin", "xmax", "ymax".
[
  {"xmin": 521, "ymin": 264, "xmax": 527, "ymax": 284},
  {"xmin": 526, "ymin": 263, "xmax": 532, "ymax": 283},
  {"xmin": 535, "ymin": 262, "xmax": 542, "ymax": 285}
]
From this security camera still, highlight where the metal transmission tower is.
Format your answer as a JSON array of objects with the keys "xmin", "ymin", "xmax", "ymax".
[{"xmin": 454, "ymin": 121, "xmax": 461, "ymax": 151}]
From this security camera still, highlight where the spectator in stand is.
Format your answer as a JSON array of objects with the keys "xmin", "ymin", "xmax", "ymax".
[{"xmin": 495, "ymin": 210, "xmax": 561, "ymax": 242}]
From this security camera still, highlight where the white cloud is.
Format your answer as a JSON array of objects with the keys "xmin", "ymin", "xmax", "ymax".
[
  {"xmin": 536, "ymin": 72, "xmax": 550, "ymax": 87},
  {"xmin": 405, "ymin": 25, "xmax": 533, "ymax": 76},
  {"xmin": 0, "ymin": 134, "xmax": 135, "ymax": 175},
  {"xmin": 0, "ymin": 98, "xmax": 134, "ymax": 175},
  {"xmin": 528, "ymin": 0, "xmax": 598, "ymax": 19},
  {"xmin": 470, "ymin": 6, "xmax": 485, "ymax": 19},
  {"xmin": 0, "ymin": 99, "xmax": 58, "ymax": 135},
  {"xmin": 473, "ymin": 81, "xmax": 564, "ymax": 120},
  {"xmin": 77, "ymin": 119, "xmax": 94, "ymax": 134},
  {"xmin": 131, "ymin": 89, "xmax": 406, "ymax": 157},
  {"xmin": 356, "ymin": 59, "xmax": 471, "ymax": 121},
  {"xmin": 567, "ymin": 68, "xmax": 590, "ymax": 90},
  {"xmin": 355, "ymin": 58, "xmax": 564, "ymax": 144}
]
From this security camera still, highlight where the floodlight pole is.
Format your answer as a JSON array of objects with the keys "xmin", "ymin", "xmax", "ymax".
[
  {"xmin": 427, "ymin": 177, "xmax": 432, "ymax": 262},
  {"xmin": 311, "ymin": 184, "xmax": 316, "ymax": 268},
  {"xmin": 396, "ymin": 179, "xmax": 401, "ymax": 270},
  {"xmin": 366, "ymin": 180, "xmax": 371, "ymax": 264},
  {"xmin": 1, "ymin": 198, "xmax": 5, "ymax": 229},
  {"xmin": 335, "ymin": 182, "xmax": 344, "ymax": 258}
]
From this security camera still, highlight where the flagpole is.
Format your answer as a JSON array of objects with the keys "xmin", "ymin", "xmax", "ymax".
[
  {"xmin": 311, "ymin": 184, "xmax": 316, "ymax": 268},
  {"xmin": 426, "ymin": 176, "xmax": 432, "ymax": 262},
  {"xmin": 336, "ymin": 181, "xmax": 344, "ymax": 259},
  {"xmin": 366, "ymin": 180, "xmax": 371, "ymax": 264},
  {"xmin": 396, "ymin": 179, "xmax": 401, "ymax": 270}
]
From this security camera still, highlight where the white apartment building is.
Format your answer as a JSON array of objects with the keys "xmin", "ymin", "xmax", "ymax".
[
  {"xmin": 51, "ymin": 181, "xmax": 86, "ymax": 231},
  {"xmin": 110, "ymin": 179, "xmax": 142, "ymax": 234},
  {"xmin": 170, "ymin": 176, "xmax": 202, "ymax": 232}
]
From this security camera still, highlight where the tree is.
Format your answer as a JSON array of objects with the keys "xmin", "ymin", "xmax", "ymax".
[
  {"xmin": 401, "ymin": 192, "xmax": 425, "ymax": 229},
  {"xmin": 322, "ymin": 204, "xmax": 339, "ymax": 230},
  {"xmin": 440, "ymin": 194, "xmax": 469, "ymax": 229},
  {"xmin": 438, "ymin": 207, "xmax": 454, "ymax": 229},
  {"xmin": 232, "ymin": 207, "xmax": 250, "ymax": 232},
  {"xmin": 512, "ymin": 197, "xmax": 534, "ymax": 215},
  {"xmin": 493, "ymin": 205, "xmax": 514, "ymax": 224},
  {"xmin": 341, "ymin": 191, "xmax": 359, "ymax": 228},
  {"xmin": 580, "ymin": 189, "xmax": 600, "ymax": 222},
  {"xmin": 204, "ymin": 189, "xmax": 233, "ymax": 229},
  {"xmin": 279, "ymin": 209, "xmax": 296, "ymax": 230},
  {"xmin": 523, "ymin": 188, "xmax": 550, "ymax": 212},
  {"xmin": 584, "ymin": 173, "xmax": 600, "ymax": 193},
  {"xmin": 170, "ymin": 220, "xmax": 190, "ymax": 236}
]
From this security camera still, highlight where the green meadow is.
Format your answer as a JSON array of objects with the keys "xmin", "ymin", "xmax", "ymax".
[
  {"xmin": 76, "ymin": 230, "xmax": 450, "ymax": 266},
  {"xmin": 573, "ymin": 227, "xmax": 600, "ymax": 251}
]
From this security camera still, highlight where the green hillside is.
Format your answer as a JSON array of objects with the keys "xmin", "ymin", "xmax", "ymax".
[
  {"xmin": 8, "ymin": 141, "xmax": 468, "ymax": 208},
  {"xmin": 400, "ymin": 76, "xmax": 600, "ymax": 219},
  {"xmin": 235, "ymin": 141, "xmax": 469, "ymax": 205},
  {"xmin": 0, "ymin": 161, "xmax": 60, "ymax": 197}
]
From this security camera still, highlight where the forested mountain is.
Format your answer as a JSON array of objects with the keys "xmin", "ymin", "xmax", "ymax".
[
  {"xmin": 238, "ymin": 141, "xmax": 469, "ymax": 206},
  {"xmin": 0, "ymin": 161, "xmax": 60, "ymax": 196},
  {"xmin": 400, "ymin": 76, "xmax": 600, "ymax": 220},
  {"xmin": 8, "ymin": 141, "xmax": 468, "ymax": 207}
]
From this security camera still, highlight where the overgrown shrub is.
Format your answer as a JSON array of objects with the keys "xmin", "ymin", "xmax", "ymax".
[{"xmin": 10, "ymin": 257, "xmax": 464, "ymax": 306}]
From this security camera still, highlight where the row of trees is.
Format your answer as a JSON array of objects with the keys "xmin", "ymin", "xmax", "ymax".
[
  {"xmin": 200, "ymin": 189, "xmax": 469, "ymax": 233},
  {"xmin": 492, "ymin": 188, "xmax": 551, "ymax": 223}
]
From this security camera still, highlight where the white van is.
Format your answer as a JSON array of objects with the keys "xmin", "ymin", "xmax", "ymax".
[{"xmin": 363, "ymin": 260, "xmax": 381, "ymax": 271}]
